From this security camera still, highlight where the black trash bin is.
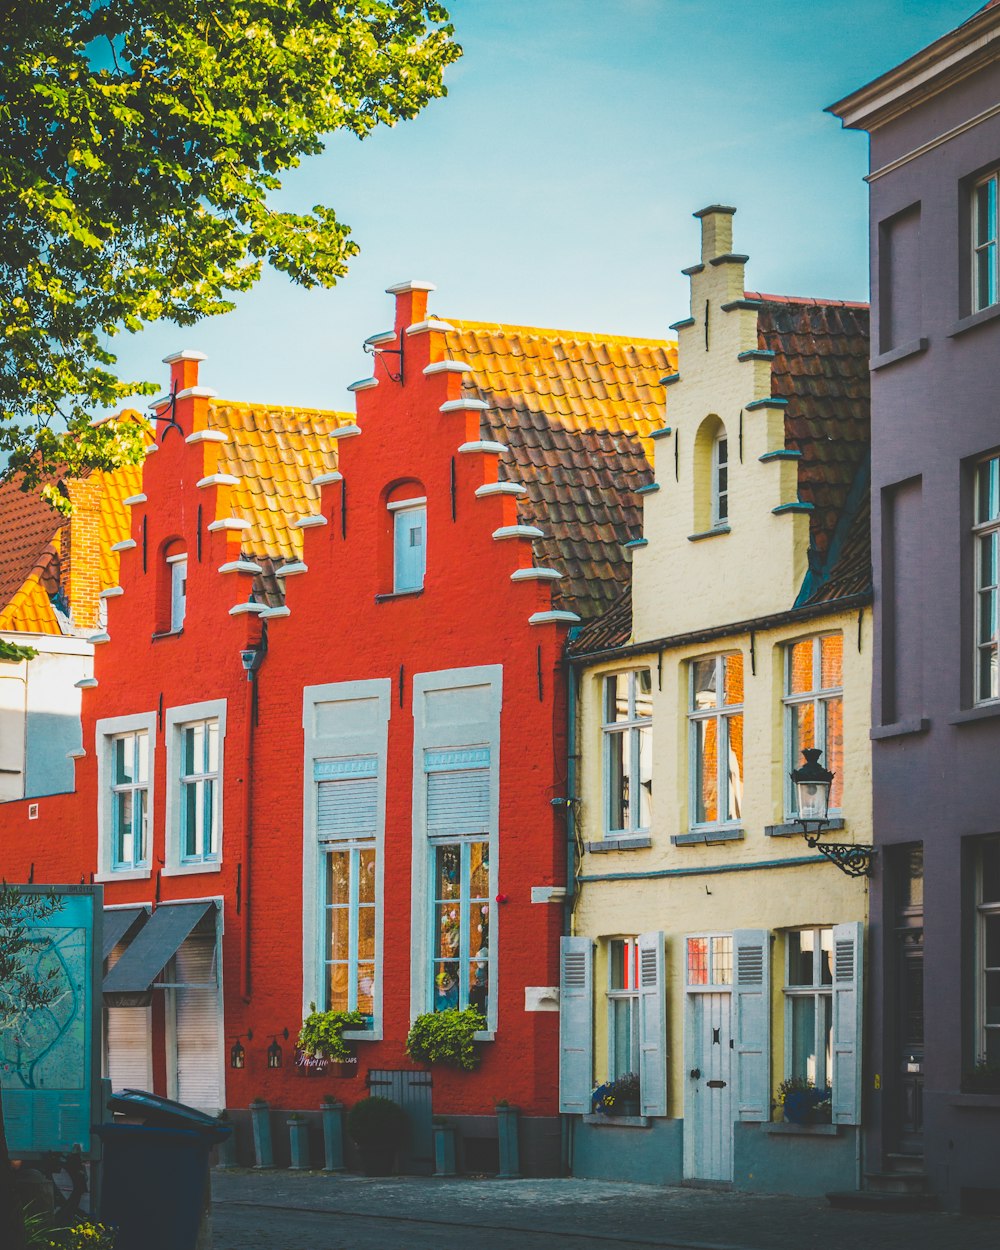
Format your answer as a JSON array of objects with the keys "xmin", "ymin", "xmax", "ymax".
[{"xmin": 95, "ymin": 1089, "xmax": 231, "ymax": 1250}]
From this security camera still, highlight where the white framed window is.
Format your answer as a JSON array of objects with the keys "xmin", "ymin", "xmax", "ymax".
[
  {"xmin": 168, "ymin": 552, "xmax": 187, "ymax": 631},
  {"xmin": 95, "ymin": 711, "xmax": 157, "ymax": 881},
  {"xmin": 303, "ymin": 679, "xmax": 390, "ymax": 1036},
  {"xmin": 783, "ymin": 927, "xmax": 833, "ymax": 1089},
  {"xmin": 602, "ymin": 670, "xmax": 652, "ymax": 837},
  {"xmin": 689, "ymin": 653, "xmax": 744, "ymax": 828},
  {"xmin": 973, "ymin": 170, "xmax": 999, "ymax": 313},
  {"xmin": 608, "ymin": 937, "xmax": 640, "ymax": 1079},
  {"xmin": 389, "ymin": 496, "xmax": 427, "ymax": 593},
  {"xmin": 411, "ymin": 666, "xmax": 501, "ymax": 1033},
  {"xmin": 784, "ymin": 635, "xmax": 844, "ymax": 816},
  {"xmin": 712, "ymin": 430, "xmax": 729, "ymax": 526},
  {"xmin": 164, "ymin": 700, "xmax": 226, "ymax": 874},
  {"xmin": 976, "ymin": 837, "xmax": 1000, "ymax": 1067},
  {"xmin": 975, "ymin": 454, "xmax": 1000, "ymax": 703},
  {"xmin": 685, "ymin": 933, "xmax": 733, "ymax": 989}
]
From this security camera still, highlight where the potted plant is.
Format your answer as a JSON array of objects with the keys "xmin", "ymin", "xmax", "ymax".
[
  {"xmin": 297, "ymin": 1004, "xmax": 366, "ymax": 1075},
  {"xmin": 776, "ymin": 1076, "xmax": 830, "ymax": 1124},
  {"xmin": 591, "ymin": 1073, "xmax": 641, "ymax": 1116},
  {"xmin": 406, "ymin": 1007, "xmax": 486, "ymax": 1071},
  {"xmin": 346, "ymin": 1096, "xmax": 408, "ymax": 1176}
]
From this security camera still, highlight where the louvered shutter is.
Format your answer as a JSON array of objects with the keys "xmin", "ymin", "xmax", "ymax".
[
  {"xmin": 105, "ymin": 1007, "xmax": 152, "ymax": 1092},
  {"xmin": 315, "ymin": 757, "xmax": 379, "ymax": 840},
  {"xmin": 831, "ymin": 921, "xmax": 863, "ymax": 1125},
  {"xmin": 559, "ymin": 936, "xmax": 594, "ymax": 1114},
  {"xmin": 637, "ymin": 931, "xmax": 667, "ymax": 1117},
  {"xmin": 733, "ymin": 929, "xmax": 771, "ymax": 1122},
  {"xmin": 425, "ymin": 748, "xmax": 491, "ymax": 836},
  {"xmin": 173, "ymin": 937, "xmax": 222, "ymax": 1113}
]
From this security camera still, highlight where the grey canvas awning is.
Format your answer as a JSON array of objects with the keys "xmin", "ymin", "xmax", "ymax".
[
  {"xmin": 102, "ymin": 906, "xmax": 150, "ymax": 961},
  {"xmin": 102, "ymin": 901, "xmax": 216, "ymax": 994}
]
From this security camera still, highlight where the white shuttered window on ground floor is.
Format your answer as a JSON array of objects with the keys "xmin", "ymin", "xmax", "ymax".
[
  {"xmin": 171, "ymin": 935, "xmax": 222, "ymax": 1113},
  {"xmin": 105, "ymin": 1006, "xmax": 152, "ymax": 1092}
]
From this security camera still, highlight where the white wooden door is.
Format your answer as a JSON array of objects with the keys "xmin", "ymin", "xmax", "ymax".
[
  {"xmin": 171, "ymin": 936, "xmax": 223, "ymax": 1113},
  {"xmin": 686, "ymin": 992, "xmax": 733, "ymax": 1181},
  {"xmin": 105, "ymin": 1007, "xmax": 153, "ymax": 1092}
]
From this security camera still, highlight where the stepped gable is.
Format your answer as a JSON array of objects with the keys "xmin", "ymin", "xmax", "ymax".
[
  {"xmin": 750, "ymin": 292, "xmax": 871, "ymax": 582},
  {"xmin": 443, "ymin": 319, "xmax": 675, "ymax": 620},
  {"xmin": 207, "ymin": 399, "xmax": 350, "ymax": 605}
]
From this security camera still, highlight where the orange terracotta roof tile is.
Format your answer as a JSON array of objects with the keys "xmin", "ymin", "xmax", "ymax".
[
  {"xmin": 444, "ymin": 319, "xmax": 676, "ymax": 620},
  {"xmin": 0, "ymin": 477, "xmax": 65, "ymax": 621},
  {"xmin": 0, "ymin": 568, "xmax": 61, "ymax": 635}
]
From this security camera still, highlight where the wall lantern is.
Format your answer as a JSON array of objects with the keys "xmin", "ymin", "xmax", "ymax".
[
  {"xmin": 266, "ymin": 1029, "xmax": 290, "ymax": 1069},
  {"xmin": 789, "ymin": 748, "xmax": 876, "ymax": 878},
  {"xmin": 230, "ymin": 1029, "xmax": 252, "ymax": 1070}
]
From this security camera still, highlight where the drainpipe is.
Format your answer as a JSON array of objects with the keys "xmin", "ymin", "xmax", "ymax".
[
  {"xmin": 239, "ymin": 637, "xmax": 265, "ymax": 1002},
  {"xmin": 560, "ymin": 659, "xmax": 580, "ymax": 1177}
]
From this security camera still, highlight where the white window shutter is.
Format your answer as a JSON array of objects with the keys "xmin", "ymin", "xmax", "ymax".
[
  {"xmin": 637, "ymin": 931, "xmax": 667, "ymax": 1117},
  {"xmin": 733, "ymin": 929, "xmax": 771, "ymax": 1122},
  {"xmin": 173, "ymin": 937, "xmax": 222, "ymax": 1114},
  {"xmin": 559, "ymin": 936, "xmax": 593, "ymax": 1114},
  {"xmin": 832, "ymin": 920, "xmax": 864, "ymax": 1126},
  {"xmin": 315, "ymin": 757, "xmax": 379, "ymax": 839}
]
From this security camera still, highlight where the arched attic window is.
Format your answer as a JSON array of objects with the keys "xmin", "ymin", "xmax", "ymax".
[
  {"xmin": 162, "ymin": 538, "xmax": 187, "ymax": 632},
  {"xmin": 693, "ymin": 416, "xmax": 730, "ymax": 534},
  {"xmin": 712, "ymin": 427, "xmax": 729, "ymax": 526},
  {"xmin": 386, "ymin": 481, "xmax": 427, "ymax": 594}
]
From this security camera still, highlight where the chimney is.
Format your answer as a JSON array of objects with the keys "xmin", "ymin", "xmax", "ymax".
[
  {"xmin": 64, "ymin": 477, "xmax": 104, "ymax": 630},
  {"xmin": 385, "ymin": 279, "xmax": 437, "ymax": 336},
  {"xmin": 693, "ymin": 204, "xmax": 737, "ymax": 264}
]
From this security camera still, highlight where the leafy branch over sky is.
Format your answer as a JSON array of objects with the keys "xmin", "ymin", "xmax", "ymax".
[{"xmin": 0, "ymin": 1, "xmax": 460, "ymax": 494}]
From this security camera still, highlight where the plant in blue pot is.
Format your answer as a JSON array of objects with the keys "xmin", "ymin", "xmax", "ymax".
[{"xmin": 776, "ymin": 1076, "xmax": 830, "ymax": 1124}]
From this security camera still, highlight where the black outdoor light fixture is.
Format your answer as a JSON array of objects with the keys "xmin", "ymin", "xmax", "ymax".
[
  {"xmin": 363, "ymin": 328, "xmax": 405, "ymax": 384},
  {"xmin": 789, "ymin": 748, "xmax": 876, "ymax": 878},
  {"xmin": 230, "ymin": 1030, "xmax": 252, "ymax": 1070},
  {"xmin": 266, "ymin": 1029, "xmax": 290, "ymax": 1069}
]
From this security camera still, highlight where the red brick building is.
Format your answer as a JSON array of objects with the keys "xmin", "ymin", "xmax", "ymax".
[{"xmin": 1, "ymin": 279, "xmax": 673, "ymax": 1173}]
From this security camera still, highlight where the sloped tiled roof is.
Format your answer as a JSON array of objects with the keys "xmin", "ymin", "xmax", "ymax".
[
  {"xmin": 444, "ymin": 321, "xmax": 676, "ymax": 620},
  {"xmin": 0, "ymin": 477, "xmax": 65, "ymax": 632}
]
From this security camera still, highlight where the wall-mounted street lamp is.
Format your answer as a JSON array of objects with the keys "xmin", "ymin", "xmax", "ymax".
[
  {"xmin": 231, "ymin": 1028, "xmax": 253, "ymax": 1069},
  {"xmin": 266, "ymin": 1029, "xmax": 290, "ymax": 1069},
  {"xmin": 789, "ymin": 748, "xmax": 876, "ymax": 878}
]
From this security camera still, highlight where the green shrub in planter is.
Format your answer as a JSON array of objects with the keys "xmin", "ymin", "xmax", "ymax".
[
  {"xmin": 347, "ymin": 1096, "xmax": 408, "ymax": 1176},
  {"xmin": 406, "ymin": 1007, "xmax": 486, "ymax": 1071},
  {"xmin": 297, "ymin": 1003, "xmax": 366, "ymax": 1062}
]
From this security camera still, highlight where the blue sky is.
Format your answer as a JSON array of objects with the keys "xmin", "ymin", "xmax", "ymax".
[{"xmin": 108, "ymin": 1, "xmax": 976, "ymax": 413}]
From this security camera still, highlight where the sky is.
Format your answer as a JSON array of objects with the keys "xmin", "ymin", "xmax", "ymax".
[{"xmin": 106, "ymin": 0, "xmax": 978, "ymax": 415}]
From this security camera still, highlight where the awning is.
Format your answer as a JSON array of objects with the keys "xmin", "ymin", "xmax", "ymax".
[
  {"xmin": 102, "ymin": 906, "xmax": 150, "ymax": 961},
  {"xmin": 103, "ymin": 901, "xmax": 216, "ymax": 995}
]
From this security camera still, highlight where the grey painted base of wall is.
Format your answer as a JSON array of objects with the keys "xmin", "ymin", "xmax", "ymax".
[
  {"xmin": 923, "ymin": 1093, "xmax": 1000, "ymax": 1212},
  {"xmin": 734, "ymin": 1122, "xmax": 859, "ymax": 1196},
  {"xmin": 220, "ymin": 1109, "xmax": 562, "ymax": 1178},
  {"xmin": 572, "ymin": 1117, "xmax": 683, "ymax": 1186},
  {"xmin": 571, "ymin": 1117, "xmax": 859, "ymax": 1196}
]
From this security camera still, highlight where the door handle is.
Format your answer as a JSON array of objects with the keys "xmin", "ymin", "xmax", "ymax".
[
  {"xmin": 706, "ymin": 1080, "xmax": 727, "ymax": 1089},
  {"xmin": 689, "ymin": 1068, "xmax": 701, "ymax": 1079}
]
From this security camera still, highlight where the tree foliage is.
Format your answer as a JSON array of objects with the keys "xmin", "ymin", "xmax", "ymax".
[{"xmin": 0, "ymin": 1, "xmax": 460, "ymax": 488}]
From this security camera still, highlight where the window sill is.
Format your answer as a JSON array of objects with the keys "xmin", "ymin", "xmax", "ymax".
[
  {"xmin": 949, "ymin": 702, "xmax": 1000, "ymax": 725},
  {"xmin": 687, "ymin": 525, "xmax": 731, "ymax": 543},
  {"xmin": 765, "ymin": 818, "xmax": 845, "ymax": 839},
  {"xmin": 951, "ymin": 1093, "xmax": 1000, "ymax": 1109},
  {"xmin": 585, "ymin": 837, "xmax": 652, "ymax": 854},
  {"xmin": 948, "ymin": 302, "xmax": 1000, "ymax": 338},
  {"xmin": 162, "ymin": 861, "xmax": 223, "ymax": 877},
  {"xmin": 763, "ymin": 1122, "xmax": 840, "ymax": 1136},
  {"xmin": 473, "ymin": 1030, "xmax": 495, "ymax": 1043},
  {"xmin": 342, "ymin": 1029, "xmax": 381, "ymax": 1042},
  {"xmin": 151, "ymin": 629, "xmax": 184, "ymax": 642},
  {"xmin": 871, "ymin": 338, "xmax": 928, "ymax": 370},
  {"xmin": 870, "ymin": 717, "xmax": 929, "ymax": 740},
  {"xmin": 582, "ymin": 1114, "xmax": 651, "ymax": 1128},
  {"xmin": 94, "ymin": 868, "xmax": 152, "ymax": 883},
  {"xmin": 374, "ymin": 588, "xmax": 424, "ymax": 604},
  {"xmin": 672, "ymin": 827, "xmax": 744, "ymax": 846}
]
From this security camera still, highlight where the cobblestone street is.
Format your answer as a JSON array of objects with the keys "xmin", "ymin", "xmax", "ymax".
[{"xmin": 210, "ymin": 1170, "xmax": 999, "ymax": 1250}]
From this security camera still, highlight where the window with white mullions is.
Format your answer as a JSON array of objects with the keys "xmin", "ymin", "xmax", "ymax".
[
  {"xmin": 784, "ymin": 928, "xmax": 833, "ymax": 1089},
  {"xmin": 784, "ymin": 635, "xmax": 844, "ymax": 816},
  {"xmin": 180, "ymin": 719, "xmax": 219, "ymax": 862},
  {"xmin": 602, "ymin": 670, "xmax": 652, "ymax": 837},
  {"xmin": 324, "ymin": 844, "xmax": 376, "ymax": 1016},
  {"xmin": 431, "ymin": 840, "xmax": 490, "ymax": 1016},
  {"xmin": 608, "ymin": 937, "xmax": 640, "ymax": 1078},
  {"xmin": 689, "ymin": 654, "xmax": 744, "ymax": 828},
  {"xmin": 974, "ymin": 171, "xmax": 999, "ymax": 313},
  {"xmin": 111, "ymin": 730, "xmax": 149, "ymax": 870},
  {"xmin": 976, "ymin": 838, "xmax": 1000, "ymax": 1067},
  {"xmin": 712, "ymin": 432, "xmax": 729, "ymax": 525},
  {"xmin": 685, "ymin": 934, "xmax": 733, "ymax": 987},
  {"xmin": 975, "ymin": 455, "xmax": 1000, "ymax": 703}
]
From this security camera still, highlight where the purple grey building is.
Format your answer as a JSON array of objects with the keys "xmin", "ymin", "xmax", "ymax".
[{"xmin": 830, "ymin": 2, "xmax": 1000, "ymax": 1213}]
